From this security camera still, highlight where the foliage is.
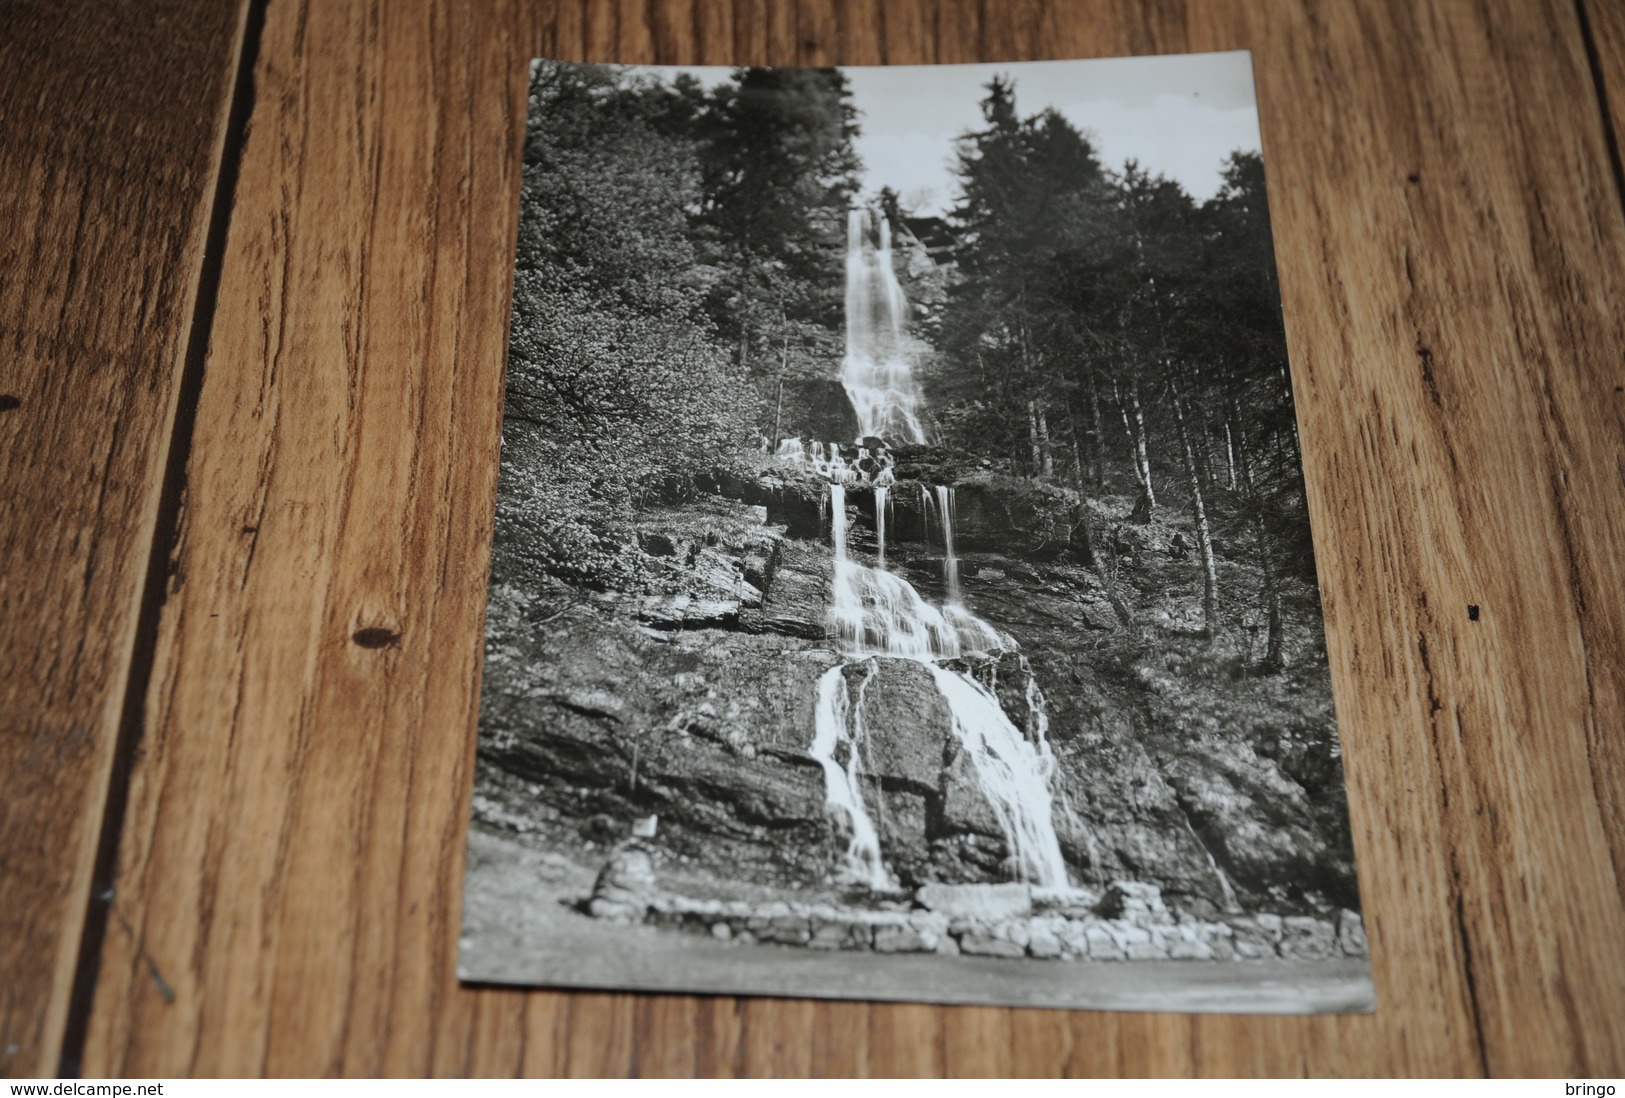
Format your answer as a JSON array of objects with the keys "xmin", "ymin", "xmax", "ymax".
[
  {"xmin": 497, "ymin": 62, "xmax": 869, "ymax": 585},
  {"xmin": 498, "ymin": 63, "xmax": 749, "ymax": 586},
  {"xmin": 697, "ymin": 67, "xmax": 862, "ymax": 333},
  {"xmin": 931, "ymin": 77, "xmax": 1316, "ymax": 650}
]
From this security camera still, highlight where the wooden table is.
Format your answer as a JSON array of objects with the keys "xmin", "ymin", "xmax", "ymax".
[{"xmin": 3, "ymin": 0, "xmax": 1623, "ymax": 1078}]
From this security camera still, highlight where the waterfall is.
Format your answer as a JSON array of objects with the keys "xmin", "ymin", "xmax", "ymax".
[
  {"xmin": 810, "ymin": 660, "xmax": 894, "ymax": 890},
  {"xmin": 829, "ymin": 482, "xmax": 958, "ymax": 658},
  {"xmin": 935, "ymin": 485, "xmax": 961, "ymax": 603},
  {"xmin": 926, "ymin": 665, "xmax": 1071, "ymax": 886},
  {"xmin": 799, "ymin": 206, "xmax": 1071, "ymax": 894},
  {"xmin": 840, "ymin": 209, "xmax": 926, "ymax": 444},
  {"xmin": 830, "ymin": 481, "xmax": 848, "ymax": 559},
  {"xmin": 874, "ymin": 485, "xmax": 888, "ymax": 566},
  {"xmin": 816, "ymin": 480, "xmax": 1070, "ymax": 890},
  {"xmin": 1180, "ymin": 812, "xmax": 1242, "ymax": 913}
]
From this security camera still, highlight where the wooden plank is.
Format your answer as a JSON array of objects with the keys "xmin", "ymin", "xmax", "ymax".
[
  {"xmin": 1580, "ymin": 0, "xmax": 1625, "ymax": 202},
  {"xmin": 79, "ymin": 0, "xmax": 1625, "ymax": 1077},
  {"xmin": 1573, "ymin": 0, "xmax": 1625, "ymax": 900},
  {"xmin": 0, "ymin": 0, "xmax": 250, "ymax": 1077}
]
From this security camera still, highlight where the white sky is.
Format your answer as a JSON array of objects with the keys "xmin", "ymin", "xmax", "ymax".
[{"xmin": 650, "ymin": 51, "xmax": 1262, "ymax": 215}]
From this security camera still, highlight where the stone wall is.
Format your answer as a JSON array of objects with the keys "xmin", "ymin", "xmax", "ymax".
[{"xmin": 591, "ymin": 872, "xmax": 1368, "ymax": 964}]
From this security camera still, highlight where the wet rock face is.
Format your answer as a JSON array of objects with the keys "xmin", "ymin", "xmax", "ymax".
[
  {"xmin": 948, "ymin": 477, "xmax": 1086, "ymax": 558},
  {"xmin": 480, "ymin": 585, "xmax": 839, "ymax": 885},
  {"xmin": 712, "ymin": 459, "xmax": 827, "ymax": 540},
  {"xmin": 748, "ymin": 540, "xmax": 830, "ymax": 640},
  {"xmin": 850, "ymin": 658, "xmax": 951, "ymax": 792},
  {"xmin": 781, "ymin": 378, "xmax": 861, "ymax": 443}
]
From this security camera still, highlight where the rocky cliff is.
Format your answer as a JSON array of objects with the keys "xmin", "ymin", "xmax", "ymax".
[{"xmin": 475, "ymin": 451, "xmax": 1358, "ymax": 920}]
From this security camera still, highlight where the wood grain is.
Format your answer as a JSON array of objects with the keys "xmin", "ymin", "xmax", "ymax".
[
  {"xmin": 0, "ymin": 0, "xmax": 249, "ymax": 1077},
  {"xmin": 73, "ymin": 0, "xmax": 1625, "ymax": 1077},
  {"xmin": 1581, "ymin": 0, "xmax": 1625, "ymax": 201}
]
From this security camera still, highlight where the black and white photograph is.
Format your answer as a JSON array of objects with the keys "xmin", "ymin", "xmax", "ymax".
[{"xmin": 459, "ymin": 51, "xmax": 1372, "ymax": 1013}]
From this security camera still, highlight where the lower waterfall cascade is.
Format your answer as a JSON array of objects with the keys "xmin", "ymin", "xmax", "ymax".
[{"xmin": 802, "ymin": 472, "xmax": 1073, "ymax": 891}]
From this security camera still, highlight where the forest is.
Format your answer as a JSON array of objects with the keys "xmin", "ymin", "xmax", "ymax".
[
  {"xmin": 474, "ymin": 59, "xmax": 1359, "ymax": 933},
  {"xmin": 497, "ymin": 61, "xmax": 1311, "ymax": 655}
]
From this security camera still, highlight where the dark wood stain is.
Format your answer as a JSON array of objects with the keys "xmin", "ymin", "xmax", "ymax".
[{"xmin": 351, "ymin": 627, "xmax": 402, "ymax": 650}]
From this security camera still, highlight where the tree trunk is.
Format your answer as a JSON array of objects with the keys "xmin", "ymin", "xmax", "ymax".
[
  {"xmin": 1035, "ymin": 405, "xmax": 1055, "ymax": 477},
  {"xmin": 1116, "ymin": 386, "xmax": 1136, "ymax": 456},
  {"xmin": 1206, "ymin": 422, "xmax": 1226, "ymax": 488},
  {"xmin": 1065, "ymin": 403, "xmax": 1097, "ymax": 568},
  {"xmin": 1101, "ymin": 527, "xmax": 1135, "ymax": 626},
  {"xmin": 1067, "ymin": 401, "xmax": 1087, "ymax": 492},
  {"xmin": 1230, "ymin": 394, "xmax": 1254, "ymax": 494},
  {"xmin": 1088, "ymin": 372, "xmax": 1107, "ymax": 489},
  {"xmin": 1261, "ymin": 529, "xmax": 1285, "ymax": 670},
  {"xmin": 1172, "ymin": 381, "xmax": 1218, "ymax": 640},
  {"xmin": 1128, "ymin": 378, "xmax": 1155, "ymax": 509},
  {"xmin": 1071, "ymin": 508, "xmax": 1097, "ymax": 568},
  {"xmin": 770, "ymin": 336, "xmax": 789, "ymax": 445},
  {"xmin": 1026, "ymin": 400, "xmax": 1044, "ymax": 474},
  {"xmin": 1223, "ymin": 417, "xmax": 1238, "ymax": 490}
]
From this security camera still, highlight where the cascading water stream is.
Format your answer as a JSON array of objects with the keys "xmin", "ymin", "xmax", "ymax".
[
  {"xmin": 874, "ymin": 485, "xmax": 888, "ymax": 566},
  {"xmin": 935, "ymin": 485, "xmax": 960, "ymax": 603},
  {"xmin": 810, "ymin": 660, "xmax": 893, "ymax": 890},
  {"xmin": 841, "ymin": 210, "xmax": 927, "ymax": 444},
  {"xmin": 925, "ymin": 665, "xmax": 1071, "ymax": 886},
  {"xmin": 827, "ymin": 483, "xmax": 958, "ymax": 659},
  {"xmin": 1180, "ymin": 813, "xmax": 1242, "ymax": 913},
  {"xmin": 800, "ymin": 207, "xmax": 1072, "ymax": 892},
  {"xmin": 816, "ymin": 479, "xmax": 1070, "ymax": 889}
]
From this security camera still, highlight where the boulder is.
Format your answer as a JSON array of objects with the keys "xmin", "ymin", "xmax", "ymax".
[
  {"xmin": 1027, "ymin": 919, "xmax": 1064, "ymax": 959},
  {"xmin": 587, "ymin": 843, "xmax": 656, "ymax": 922},
  {"xmin": 1278, "ymin": 915, "xmax": 1337, "ymax": 960},
  {"xmin": 1168, "ymin": 939, "xmax": 1215, "ymax": 960},
  {"xmin": 761, "ymin": 913, "xmax": 813, "ymax": 946},
  {"xmin": 1338, "ymin": 909, "xmax": 1368, "ymax": 956},
  {"xmin": 872, "ymin": 922, "xmax": 930, "ymax": 953},
  {"xmin": 935, "ymin": 748, "xmax": 1008, "ymax": 844},
  {"xmin": 1097, "ymin": 880, "xmax": 1172, "ymax": 924},
  {"xmin": 714, "ymin": 462, "xmax": 827, "ymax": 539},
  {"xmin": 958, "ymin": 934, "xmax": 1027, "ymax": 959},
  {"xmin": 638, "ymin": 595, "xmax": 741, "ymax": 630},
  {"xmin": 942, "ymin": 476, "xmax": 1083, "ymax": 558},
  {"xmin": 754, "ymin": 541, "xmax": 831, "ymax": 639},
  {"xmin": 1085, "ymin": 924, "xmax": 1125, "ymax": 960},
  {"xmin": 852, "ymin": 658, "xmax": 952, "ymax": 792},
  {"xmin": 1126, "ymin": 937, "xmax": 1167, "ymax": 960},
  {"xmin": 915, "ymin": 882, "xmax": 1033, "ymax": 921},
  {"xmin": 807, "ymin": 917, "xmax": 850, "ymax": 950}
]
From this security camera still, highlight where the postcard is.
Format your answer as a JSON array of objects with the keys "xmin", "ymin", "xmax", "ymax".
[{"xmin": 459, "ymin": 52, "xmax": 1371, "ymax": 1012}]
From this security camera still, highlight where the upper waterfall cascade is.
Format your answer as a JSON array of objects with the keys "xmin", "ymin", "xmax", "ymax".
[{"xmin": 840, "ymin": 208, "xmax": 927, "ymax": 445}]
